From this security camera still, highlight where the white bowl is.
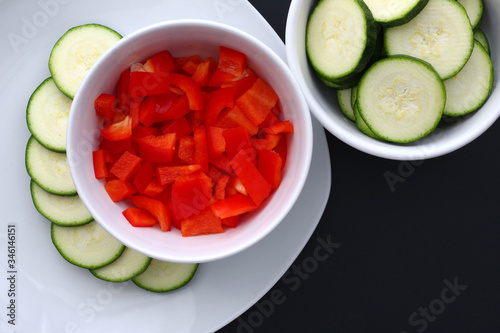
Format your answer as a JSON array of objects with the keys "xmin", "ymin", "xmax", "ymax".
[
  {"xmin": 286, "ymin": 0, "xmax": 500, "ymax": 160},
  {"xmin": 67, "ymin": 19, "xmax": 313, "ymax": 263}
]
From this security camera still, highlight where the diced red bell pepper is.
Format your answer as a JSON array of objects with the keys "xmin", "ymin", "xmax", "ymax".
[
  {"xmin": 251, "ymin": 134, "xmax": 282, "ymax": 151},
  {"xmin": 129, "ymin": 98, "xmax": 142, "ymax": 129},
  {"xmin": 175, "ymin": 54, "xmax": 201, "ymax": 69},
  {"xmin": 137, "ymin": 133, "xmax": 176, "ymax": 163},
  {"xmin": 178, "ymin": 136, "xmax": 196, "ymax": 165},
  {"xmin": 218, "ymin": 46, "xmax": 247, "ymax": 77},
  {"xmin": 191, "ymin": 57, "xmax": 216, "ymax": 86},
  {"xmin": 131, "ymin": 124, "xmax": 161, "ymax": 143},
  {"xmin": 156, "ymin": 164, "xmax": 203, "ymax": 186},
  {"xmin": 235, "ymin": 78, "xmax": 279, "ymax": 126},
  {"xmin": 226, "ymin": 175, "xmax": 248, "ymax": 196},
  {"xmin": 92, "ymin": 149, "xmax": 108, "ymax": 179},
  {"xmin": 142, "ymin": 178, "xmax": 168, "ymax": 198},
  {"xmin": 262, "ymin": 120, "xmax": 294, "ymax": 135},
  {"xmin": 143, "ymin": 50, "xmax": 178, "ymax": 73},
  {"xmin": 122, "ymin": 207, "xmax": 157, "ymax": 227},
  {"xmin": 273, "ymin": 134, "xmax": 288, "ymax": 166},
  {"xmin": 205, "ymin": 87, "xmax": 234, "ymax": 127},
  {"xmin": 104, "ymin": 179, "xmax": 137, "ymax": 202},
  {"xmin": 100, "ymin": 137, "xmax": 132, "ymax": 155},
  {"xmin": 207, "ymin": 68, "xmax": 237, "ymax": 87},
  {"xmin": 207, "ymin": 166, "xmax": 222, "ymax": 183},
  {"xmin": 161, "ymin": 116, "xmax": 192, "ymax": 138},
  {"xmin": 132, "ymin": 161, "xmax": 155, "ymax": 194},
  {"xmin": 109, "ymin": 150, "xmax": 142, "ymax": 182},
  {"xmin": 214, "ymin": 174, "xmax": 230, "ymax": 201},
  {"xmin": 140, "ymin": 94, "xmax": 191, "ymax": 127},
  {"xmin": 129, "ymin": 195, "xmax": 171, "ymax": 232},
  {"xmin": 207, "ymin": 126, "xmax": 226, "ymax": 157},
  {"xmin": 223, "ymin": 126, "xmax": 256, "ymax": 163},
  {"xmin": 168, "ymin": 73, "xmax": 204, "ymax": 111},
  {"xmin": 222, "ymin": 68, "xmax": 257, "ymax": 99},
  {"xmin": 230, "ymin": 149, "xmax": 271, "ymax": 205},
  {"xmin": 129, "ymin": 71, "xmax": 170, "ymax": 98},
  {"xmin": 180, "ymin": 208, "xmax": 224, "ymax": 237},
  {"xmin": 94, "ymin": 93, "xmax": 117, "ymax": 120},
  {"xmin": 209, "ymin": 154, "xmax": 232, "ymax": 174},
  {"xmin": 222, "ymin": 215, "xmax": 239, "ymax": 228},
  {"xmin": 101, "ymin": 115, "xmax": 132, "ymax": 141},
  {"xmin": 116, "ymin": 68, "xmax": 131, "ymax": 110},
  {"xmin": 193, "ymin": 125, "xmax": 209, "ymax": 173},
  {"xmin": 171, "ymin": 171, "xmax": 213, "ymax": 220},
  {"xmin": 216, "ymin": 105, "xmax": 259, "ymax": 136},
  {"xmin": 182, "ymin": 60, "xmax": 199, "ymax": 75},
  {"xmin": 211, "ymin": 193, "xmax": 258, "ymax": 219},
  {"xmin": 259, "ymin": 109, "xmax": 281, "ymax": 128},
  {"xmin": 258, "ymin": 149, "xmax": 283, "ymax": 190}
]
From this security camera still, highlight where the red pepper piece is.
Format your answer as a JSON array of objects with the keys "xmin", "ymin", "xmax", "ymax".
[
  {"xmin": 193, "ymin": 125, "xmax": 209, "ymax": 173},
  {"xmin": 205, "ymin": 87, "xmax": 234, "ymax": 127},
  {"xmin": 142, "ymin": 178, "xmax": 168, "ymax": 198},
  {"xmin": 92, "ymin": 149, "xmax": 108, "ymax": 179},
  {"xmin": 100, "ymin": 137, "xmax": 132, "ymax": 155},
  {"xmin": 262, "ymin": 120, "xmax": 294, "ymax": 135},
  {"xmin": 94, "ymin": 93, "xmax": 117, "ymax": 120},
  {"xmin": 132, "ymin": 162, "xmax": 155, "ymax": 194},
  {"xmin": 230, "ymin": 149, "xmax": 271, "ymax": 205},
  {"xmin": 209, "ymin": 154, "xmax": 232, "ymax": 174},
  {"xmin": 235, "ymin": 78, "xmax": 279, "ymax": 126},
  {"xmin": 258, "ymin": 110, "xmax": 281, "ymax": 129},
  {"xmin": 211, "ymin": 193, "xmax": 258, "ymax": 219},
  {"xmin": 129, "ymin": 98, "xmax": 142, "ymax": 129},
  {"xmin": 214, "ymin": 174, "xmax": 230, "ymax": 201},
  {"xmin": 137, "ymin": 133, "xmax": 176, "ymax": 163},
  {"xmin": 178, "ymin": 136, "xmax": 196, "ymax": 165},
  {"xmin": 101, "ymin": 115, "xmax": 132, "ymax": 141},
  {"xmin": 257, "ymin": 149, "xmax": 283, "ymax": 190},
  {"xmin": 207, "ymin": 166, "xmax": 222, "ymax": 183},
  {"xmin": 161, "ymin": 116, "xmax": 192, "ymax": 138},
  {"xmin": 221, "ymin": 68, "xmax": 257, "ymax": 99},
  {"xmin": 104, "ymin": 179, "xmax": 137, "ymax": 202},
  {"xmin": 218, "ymin": 46, "xmax": 247, "ymax": 77},
  {"xmin": 191, "ymin": 57, "xmax": 216, "ymax": 86},
  {"xmin": 109, "ymin": 150, "xmax": 142, "ymax": 182},
  {"xmin": 139, "ymin": 93, "xmax": 181, "ymax": 127},
  {"xmin": 226, "ymin": 175, "xmax": 248, "ymax": 196},
  {"xmin": 116, "ymin": 68, "xmax": 131, "ymax": 110},
  {"xmin": 128, "ymin": 71, "xmax": 170, "ymax": 98},
  {"xmin": 223, "ymin": 126, "xmax": 256, "ymax": 163},
  {"xmin": 129, "ymin": 195, "xmax": 171, "ymax": 232},
  {"xmin": 175, "ymin": 55, "xmax": 201, "ymax": 69},
  {"xmin": 273, "ymin": 134, "xmax": 288, "ymax": 166},
  {"xmin": 131, "ymin": 124, "xmax": 161, "ymax": 144},
  {"xmin": 251, "ymin": 134, "xmax": 282, "ymax": 151},
  {"xmin": 207, "ymin": 126, "xmax": 226, "ymax": 157},
  {"xmin": 143, "ymin": 50, "xmax": 178, "ymax": 73},
  {"xmin": 222, "ymin": 215, "xmax": 239, "ymax": 228},
  {"xmin": 206, "ymin": 68, "xmax": 237, "ymax": 87},
  {"xmin": 216, "ymin": 105, "xmax": 259, "ymax": 136},
  {"xmin": 122, "ymin": 207, "xmax": 157, "ymax": 227},
  {"xmin": 168, "ymin": 73, "xmax": 204, "ymax": 111},
  {"xmin": 171, "ymin": 172, "xmax": 213, "ymax": 221},
  {"xmin": 156, "ymin": 164, "xmax": 203, "ymax": 186},
  {"xmin": 180, "ymin": 208, "xmax": 224, "ymax": 237}
]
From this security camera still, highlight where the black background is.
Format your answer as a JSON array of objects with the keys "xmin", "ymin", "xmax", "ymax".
[{"xmin": 219, "ymin": 1, "xmax": 500, "ymax": 332}]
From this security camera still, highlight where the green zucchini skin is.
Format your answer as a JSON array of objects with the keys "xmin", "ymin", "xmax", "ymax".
[{"xmin": 364, "ymin": 0, "xmax": 430, "ymax": 28}]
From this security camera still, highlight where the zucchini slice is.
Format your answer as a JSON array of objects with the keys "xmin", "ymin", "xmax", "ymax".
[
  {"xmin": 474, "ymin": 28, "xmax": 490, "ymax": 54},
  {"xmin": 306, "ymin": 0, "xmax": 377, "ymax": 81},
  {"xmin": 30, "ymin": 180, "xmax": 92, "ymax": 226},
  {"xmin": 51, "ymin": 220, "xmax": 125, "ymax": 269},
  {"xmin": 457, "ymin": 0, "xmax": 483, "ymax": 30},
  {"xmin": 363, "ymin": 0, "xmax": 429, "ymax": 27},
  {"xmin": 132, "ymin": 259, "xmax": 198, "ymax": 293},
  {"xmin": 25, "ymin": 136, "xmax": 76, "ymax": 196},
  {"xmin": 443, "ymin": 40, "xmax": 493, "ymax": 116},
  {"xmin": 337, "ymin": 88, "xmax": 356, "ymax": 121},
  {"xmin": 26, "ymin": 77, "xmax": 71, "ymax": 152},
  {"xmin": 384, "ymin": 0, "xmax": 474, "ymax": 80},
  {"xmin": 49, "ymin": 24, "xmax": 122, "ymax": 99},
  {"xmin": 356, "ymin": 56, "xmax": 445, "ymax": 143},
  {"xmin": 90, "ymin": 247, "xmax": 152, "ymax": 282}
]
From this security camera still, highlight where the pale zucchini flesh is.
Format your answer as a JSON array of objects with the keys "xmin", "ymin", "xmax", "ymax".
[
  {"xmin": 26, "ymin": 77, "xmax": 71, "ymax": 152},
  {"xmin": 90, "ymin": 247, "xmax": 152, "ymax": 282},
  {"xmin": 457, "ymin": 0, "xmax": 483, "ymax": 30},
  {"xmin": 25, "ymin": 136, "xmax": 76, "ymax": 195},
  {"xmin": 337, "ymin": 88, "xmax": 356, "ymax": 121},
  {"xmin": 132, "ymin": 259, "xmax": 198, "ymax": 293},
  {"xmin": 474, "ymin": 29, "xmax": 490, "ymax": 54},
  {"xmin": 363, "ymin": 0, "xmax": 429, "ymax": 27},
  {"xmin": 384, "ymin": 0, "xmax": 474, "ymax": 80},
  {"xmin": 30, "ymin": 180, "xmax": 92, "ymax": 226},
  {"xmin": 443, "ymin": 40, "xmax": 493, "ymax": 116},
  {"xmin": 357, "ymin": 56, "xmax": 445, "ymax": 143},
  {"xmin": 49, "ymin": 24, "xmax": 122, "ymax": 99},
  {"xmin": 51, "ymin": 220, "xmax": 125, "ymax": 269}
]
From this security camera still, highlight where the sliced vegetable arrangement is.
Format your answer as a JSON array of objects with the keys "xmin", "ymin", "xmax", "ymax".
[
  {"xmin": 307, "ymin": 0, "xmax": 494, "ymax": 143},
  {"xmin": 25, "ymin": 23, "xmax": 199, "ymax": 292},
  {"xmin": 92, "ymin": 46, "xmax": 293, "ymax": 237}
]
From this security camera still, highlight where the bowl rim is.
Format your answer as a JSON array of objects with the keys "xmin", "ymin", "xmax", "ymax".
[
  {"xmin": 285, "ymin": 0, "xmax": 500, "ymax": 161},
  {"xmin": 67, "ymin": 18, "xmax": 314, "ymax": 263}
]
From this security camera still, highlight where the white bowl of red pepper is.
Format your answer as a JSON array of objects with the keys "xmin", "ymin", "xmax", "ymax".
[{"xmin": 67, "ymin": 19, "xmax": 313, "ymax": 263}]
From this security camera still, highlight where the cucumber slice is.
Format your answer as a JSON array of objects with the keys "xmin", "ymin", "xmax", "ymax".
[
  {"xmin": 443, "ymin": 40, "xmax": 493, "ymax": 116},
  {"xmin": 49, "ymin": 24, "xmax": 122, "ymax": 99},
  {"xmin": 306, "ymin": 0, "xmax": 377, "ymax": 81},
  {"xmin": 354, "ymin": 103, "xmax": 380, "ymax": 139},
  {"xmin": 474, "ymin": 28, "xmax": 490, "ymax": 54},
  {"xmin": 363, "ymin": 0, "xmax": 429, "ymax": 27},
  {"xmin": 25, "ymin": 136, "xmax": 76, "ymax": 196},
  {"xmin": 51, "ymin": 220, "xmax": 125, "ymax": 269},
  {"xmin": 132, "ymin": 259, "xmax": 198, "ymax": 293},
  {"xmin": 26, "ymin": 77, "xmax": 71, "ymax": 152},
  {"xmin": 337, "ymin": 88, "xmax": 356, "ymax": 121},
  {"xmin": 384, "ymin": 0, "xmax": 474, "ymax": 79},
  {"xmin": 357, "ymin": 56, "xmax": 445, "ymax": 143},
  {"xmin": 90, "ymin": 247, "xmax": 152, "ymax": 282},
  {"xmin": 457, "ymin": 0, "xmax": 483, "ymax": 30},
  {"xmin": 30, "ymin": 180, "xmax": 92, "ymax": 226}
]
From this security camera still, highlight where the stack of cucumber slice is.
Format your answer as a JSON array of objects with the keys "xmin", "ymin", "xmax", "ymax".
[
  {"xmin": 306, "ymin": 0, "xmax": 494, "ymax": 143},
  {"xmin": 25, "ymin": 23, "xmax": 198, "ymax": 292}
]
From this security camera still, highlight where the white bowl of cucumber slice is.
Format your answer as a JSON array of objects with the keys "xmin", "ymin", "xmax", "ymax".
[
  {"xmin": 286, "ymin": 0, "xmax": 499, "ymax": 160},
  {"xmin": 66, "ymin": 20, "xmax": 313, "ymax": 263}
]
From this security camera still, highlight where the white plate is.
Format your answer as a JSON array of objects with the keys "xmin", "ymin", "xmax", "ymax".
[{"xmin": 0, "ymin": 1, "xmax": 331, "ymax": 332}]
